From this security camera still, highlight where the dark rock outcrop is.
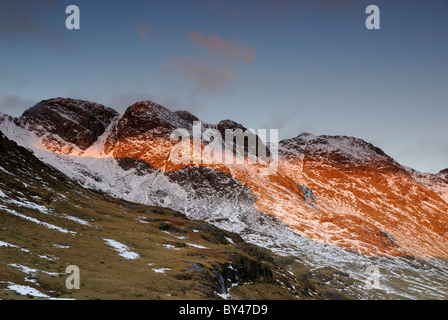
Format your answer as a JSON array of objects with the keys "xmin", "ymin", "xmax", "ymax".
[{"xmin": 21, "ymin": 97, "xmax": 118, "ymax": 150}]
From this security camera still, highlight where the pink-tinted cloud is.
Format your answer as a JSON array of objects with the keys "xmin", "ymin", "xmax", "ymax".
[
  {"xmin": 162, "ymin": 56, "xmax": 237, "ymax": 96},
  {"xmin": 187, "ymin": 30, "xmax": 256, "ymax": 62},
  {"xmin": 160, "ymin": 31, "xmax": 255, "ymax": 99},
  {"xmin": 134, "ymin": 21, "xmax": 158, "ymax": 39}
]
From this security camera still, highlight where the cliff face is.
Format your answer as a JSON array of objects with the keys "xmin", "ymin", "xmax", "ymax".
[{"xmin": 20, "ymin": 97, "xmax": 118, "ymax": 153}]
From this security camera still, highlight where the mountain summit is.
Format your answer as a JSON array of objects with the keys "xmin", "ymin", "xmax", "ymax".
[
  {"xmin": 20, "ymin": 98, "xmax": 119, "ymax": 153},
  {"xmin": 1, "ymin": 97, "xmax": 447, "ymax": 259}
]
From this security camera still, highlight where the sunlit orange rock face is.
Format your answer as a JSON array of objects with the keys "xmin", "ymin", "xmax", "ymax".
[
  {"xmin": 274, "ymin": 135, "xmax": 448, "ymax": 258},
  {"xmin": 21, "ymin": 99, "xmax": 448, "ymax": 258},
  {"xmin": 99, "ymin": 102, "xmax": 448, "ymax": 258}
]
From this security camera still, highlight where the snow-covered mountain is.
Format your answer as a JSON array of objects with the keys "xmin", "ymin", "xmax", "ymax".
[
  {"xmin": 1, "ymin": 130, "xmax": 331, "ymax": 300},
  {"xmin": 1, "ymin": 97, "xmax": 448, "ymax": 299},
  {"xmin": 277, "ymin": 133, "xmax": 448, "ymax": 258}
]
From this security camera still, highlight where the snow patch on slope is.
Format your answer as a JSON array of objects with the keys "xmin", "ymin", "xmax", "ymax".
[{"xmin": 103, "ymin": 238, "xmax": 140, "ymax": 260}]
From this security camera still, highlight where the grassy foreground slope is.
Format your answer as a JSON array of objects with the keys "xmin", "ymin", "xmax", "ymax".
[{"xmin": 0, "ymin": 132, "xmax": 354, "ymax": 300}]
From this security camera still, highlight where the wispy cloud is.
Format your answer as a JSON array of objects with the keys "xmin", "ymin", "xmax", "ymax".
[
  {"xmin": 134, "ymin": 21, "xmax": 158, "ymax": 39},
  {"xmin": 0, "ymin": 94, "xmax": 36, "ymax": 117},
  {"xmin": 0, "ymin": 0, "xmax": 62, "ymax": 46},
  {"xmin": 187, "ymin": 30, "xmax": 256, "ymax": 63},
  {"xmin": 162, "ymin": 56, "xmax": 237, "ymax": 96},
  {"xmin": 161, "ymin": 31, "xmax": 256, "ymax": 101}
]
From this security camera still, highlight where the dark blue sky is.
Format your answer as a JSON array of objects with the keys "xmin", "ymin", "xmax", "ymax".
[{"xmin": 0, "ymin": 0, "xmax": 447, "ymax": 173}]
